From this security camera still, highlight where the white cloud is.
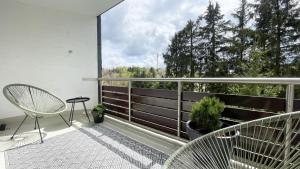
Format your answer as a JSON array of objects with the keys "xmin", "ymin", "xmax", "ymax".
[{"xmin": 102, "ymin": 0, "xmax": 243, "ymax": 68}]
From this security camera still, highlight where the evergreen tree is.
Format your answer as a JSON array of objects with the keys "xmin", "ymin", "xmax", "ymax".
[
  {"xmin": 182, "ymin": 20, "xmax": 202, "ymax": 89},
  {"xmin": 162, "ymin": 0, "xmax": 300, "ymax": 94},
  {"xmin": 183, "ymin": 20, "xmax": 198, "ymax": 78},
  {"xmin": 163, "ymin": 21, "xmax": 200, "ymax": 78},
  {"xmin": 227, "ymin": 0, "xmax": 254, "ymax": 74},
  {"xmin": 201, "ymin": 2, "xmax": 230, "ymax": 77},
  {"xmin": 164, "ymin": 31, "xmax": 187, "ymax": 77},
  {"xmin": 253, "ymin": 0, "xmax": 300, "ymax": 76}
]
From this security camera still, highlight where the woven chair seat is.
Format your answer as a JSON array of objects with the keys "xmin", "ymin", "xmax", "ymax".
[
  {"xmin": 163, "ymin": 111, "xmax": 300, "ymax": 169},
  {"xmin": 3, "ymin": 84, "xmax": 66, "ymax": 117},
  {"xmin": 3, "ymin": 84, "xmax": 70, "ymax": 143}
]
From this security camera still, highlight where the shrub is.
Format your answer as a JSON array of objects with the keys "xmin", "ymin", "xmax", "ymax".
[
  {"xmin": 190, "ymin": 96, "xmax": 224, "ymax": 131},
  {"xmin": 92, "ymin": 104, "xmax": 106, "ymax": 116}
]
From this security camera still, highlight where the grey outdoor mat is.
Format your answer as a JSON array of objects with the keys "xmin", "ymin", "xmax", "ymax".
[{"xmin": 5, "ymin": 125, "xmax": 168, "ymax": 169}]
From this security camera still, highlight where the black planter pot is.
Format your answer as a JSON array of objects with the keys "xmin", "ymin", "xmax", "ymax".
[
  {"xmin": 186, "ymin": 121, "xmax": 211, "ymax": 140},
  {"xmin": 91, "ymin": 111, "xmax": 104, "ymax": 123},
  {"xmin": 0, "ymin": 123, "xmax": 6, "ymax": 131}
]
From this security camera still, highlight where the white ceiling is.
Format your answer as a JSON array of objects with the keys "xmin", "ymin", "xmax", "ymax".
[{"xmin": 14, "ymin": 0, "xmax": 124, "ymax": 16}]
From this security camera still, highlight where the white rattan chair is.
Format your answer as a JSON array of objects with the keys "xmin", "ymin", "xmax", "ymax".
[
  {"xmin": 163, "ymin": 111, "xmax": 300, "ymax": 169},
  {"xmin": 3, "ymin": 84, "xmax": 70, "ymax": 143}
]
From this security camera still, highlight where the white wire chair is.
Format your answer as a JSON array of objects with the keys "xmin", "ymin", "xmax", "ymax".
[
  {"xmin": 163, "ymin": 111, "xmax": 300, "ymax": 169},
  {"xmin": 3, "ymin": 84, "xmax": 70, "ymax": 143}
]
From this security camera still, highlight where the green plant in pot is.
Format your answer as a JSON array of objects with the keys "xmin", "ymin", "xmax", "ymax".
[
  {"xmin": 91, "ymin": 104, "xmax": 106, "ymax": 123},
  {"xmin": 187, "ymin": 96, "xmax": 224, "ymax": 140}
]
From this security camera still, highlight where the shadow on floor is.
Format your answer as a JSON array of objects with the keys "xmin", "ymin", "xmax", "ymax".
[
  {"xmin": 4, "ymin": 121, "xmax": 168, "ymax": 169},
  {"xmin": 78, "ymin": 125, "xmax": 168, "ymax": 169}
]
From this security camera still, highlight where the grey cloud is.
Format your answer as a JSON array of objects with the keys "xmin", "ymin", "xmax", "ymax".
[
  {"xmin": 102, "ymin": 0, "xmax": 239, "ymax": 68},
  {"xmin": 123, "ymin": 40, "xmax": 148, "ymax": 56},
  {"xmin": 102, "ymin": 3, "xmax": 128, "ymax": 42}
]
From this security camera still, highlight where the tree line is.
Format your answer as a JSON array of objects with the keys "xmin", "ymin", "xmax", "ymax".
[
  {"xmin": 162, "ymin": 0, "xmax": 300, "ymax": 96},
  {"xmin": 102, "ymin": 67, "xmax": 164, "ymax": 88},
  {"xmin": 163, "ymin": 0, "xmax": 300, "ymax": 79}
]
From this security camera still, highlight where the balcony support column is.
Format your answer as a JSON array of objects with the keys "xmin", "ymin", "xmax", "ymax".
[
  {"xmin": 97, "ymin": 15, "xmax": 102, "ymax": 104},
  {"xmin": 177, "ymin": 81, "xmax": 182, "ymax": 137},
  {"xmin": 284, "ymin": 84, "xmax": 294, "ymax": 164},
  {"xmin": 99, "ymin": 80, "xmax": 102, "ymax": 104}
]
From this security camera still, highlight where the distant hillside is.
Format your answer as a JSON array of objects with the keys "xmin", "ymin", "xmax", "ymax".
[{"xmin": 102, "ymin": 67, "xmax": 165, "ymax": 87}]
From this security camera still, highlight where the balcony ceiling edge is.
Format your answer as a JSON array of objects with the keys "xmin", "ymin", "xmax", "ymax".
[{"xmin": 13, "ymin": 0, "xmax": 124, "ymax": 16}]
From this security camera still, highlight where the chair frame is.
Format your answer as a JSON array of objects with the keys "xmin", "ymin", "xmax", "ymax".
[
  {"xmin": 163, "ymin": 111, "xmax": 300, "ymax": 169},
  {"xmin": 3, "ymin": 84, "xmax": 70, "ymax": 143}
]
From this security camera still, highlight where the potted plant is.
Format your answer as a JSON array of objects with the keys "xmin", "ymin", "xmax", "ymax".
[
  {"xmin": 91, "ymin": 104, "xmax": 106, "ymax": 123},
  {"xmin": 187, "ymin": 96, "xmax": 224, "ymax": 140},
  {"xmin": 0, "ymin": 123, "xmax": 6, "ymax": 131}
]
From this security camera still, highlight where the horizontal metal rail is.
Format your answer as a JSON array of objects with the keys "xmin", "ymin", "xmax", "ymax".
[{"xmin": 83, "ymin": 77, "xmax": 300, "ymax": 85}]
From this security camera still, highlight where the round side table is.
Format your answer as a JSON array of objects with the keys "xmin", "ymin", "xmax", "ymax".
[{"xmin": 66, "ymin": 97, "xmax": 90, "ymax": 125}]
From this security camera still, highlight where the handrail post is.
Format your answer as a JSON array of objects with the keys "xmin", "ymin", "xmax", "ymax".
[
  {"xmin": 128, "ymin": 80, "xmax": 132, "ymax": 122},
  {"xmin": 177, "ymin": 81, "xmax": 182, "ymax": 137},
  {"xmin": 285, "ymin": 84, "xmax": 294, "ymax": 164}
]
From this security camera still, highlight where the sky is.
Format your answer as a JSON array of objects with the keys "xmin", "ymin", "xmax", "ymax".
[{"xmin": 102, "ymin": 0, "xmax": 243, "ymax": 69}]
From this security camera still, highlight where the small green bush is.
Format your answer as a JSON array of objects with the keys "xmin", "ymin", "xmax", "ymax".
[
  {"xmin": 190, "ymin": 96, "xmax": 224, "ymax": 131},
  {"xmin": 92, "ymin": 104, "xmax": 106, "ymax": 116}
]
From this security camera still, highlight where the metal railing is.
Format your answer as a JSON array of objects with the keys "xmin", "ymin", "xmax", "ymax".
[
  {"xmin": 84, "ymin": 77, "xmax": 300, "ymax": 161},
  {"xmin": 83, "ymin": 77, "xmax": 300, "ymax": 84}
]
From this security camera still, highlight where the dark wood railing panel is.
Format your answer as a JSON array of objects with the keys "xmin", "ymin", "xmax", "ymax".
[
  {"xmin": 132, "ymin": 95, "xmax": 177, "ymax": 109},
  {"xmin": 293, "ymin": 99, "xmax": 300, "ymax": 111},
  {"xmin": 132, "ymin": 88, "xmax": 177, "ymax": 99},
  {"xmin": 102, "ymin": 97, "xmax": 128, "ymax": 108},
  {"xmin": 131, "ymin": 117, "xmax": 177, "ymax": 136},
  {"xmin": 181, "ymin": 111, "xmax": 189, "ymax": 122},
  {"xmin": 132, "ymin": 103, "xmax": 178, "ymax": 120},
  {"xmin": 182, "ymin": 92, "xmax": 213, "ymax": 101},
  {"xmin": 102, "ymin": 92, "xmax": 128, "ymax": 101},
  {"xmin": 101, "ymin": 85, "xmax": 300, "ymax": 143},
  {"xmin": 183, "ymin": 91, "xmax": 286, "ymax": 112},
  {"xmin": 220, "ymin": 118, "xmax": 240, "ymax": 126},
  {"xmin": 218, "ymin": 94, "xmax": 285, "ymax": 112},
  {"xmin": 222, "ymin": 108, "xmax": 278, "ymax": 121},
  {"xmin": 106, "ymin": 110, "xmax": 128, "ymax": 120},
  {"xmin": 182, "ymin": 101, "xmax": 277, "ymax": 121},
  {"xmin": 102, "ymin": 86, "xmax": 128, "ymax": 93},
  {"xmin": 103, "ymin": 103, "xmax": 129, "ymax": 115},
  {"xmin": 132, "ymin": 110, "xmax": 177, "ymax": 129},
  {"xmin": 292, "ymin": 135, "xmax": 300, "ymax": 146},
  {"xmin": 181, "ymin": 101, "xmax": 193, "ymax": 112},
  {"xmin": 181, "ymin": 121, "xmax": 187, "ymax": 132}
]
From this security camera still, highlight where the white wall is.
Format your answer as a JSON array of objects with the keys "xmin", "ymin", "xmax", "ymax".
[{"xmin": 0, "ymin": 0, "xmax": 98, "ymax": 119}]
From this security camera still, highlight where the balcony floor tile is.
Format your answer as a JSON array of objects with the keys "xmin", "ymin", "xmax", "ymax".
[{"xmin": 0, "ymin": 111, "xmax": 172, "ymax": 169}]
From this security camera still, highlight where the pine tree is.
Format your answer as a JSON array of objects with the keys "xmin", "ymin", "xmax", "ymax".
[
  {"xmin": 163, "ymin": 20, "xmax": 200, "ymax": 78},
  {"xmin": 253, "ymin": 0, "xmax": 300, "ymax": 76},
  {"xmin": 164, "ymin": 31, "xmax": 189, "ymax": 77},
  {"xmin": 201, "ymin": 2, "xmax": 230, "ymax": 77},
  {"xmin": 228, "ymin": 0, "xmax": 254, "ymax": 74},
  {"xmin": 182, "ymin": 20, "xmax": 202, "ymax": 89},
  {"xmin": 183, "ymin": 20, "xmax": 197, "ymax": 78}
]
